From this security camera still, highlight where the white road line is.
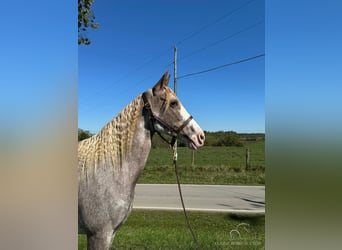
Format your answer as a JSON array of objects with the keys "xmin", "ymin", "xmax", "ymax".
[
  {"xmin": 133, "ymin": 206, "xmax": 265, "ymax": 214},
  {"xmin": 137, "ymin": 184, "xmax": 265, "ymax": 188}
]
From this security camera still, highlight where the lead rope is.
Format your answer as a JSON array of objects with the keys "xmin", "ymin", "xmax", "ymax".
[{"xmin": 173, "ymin": 140, "xmax": 202, "ymax": 250}]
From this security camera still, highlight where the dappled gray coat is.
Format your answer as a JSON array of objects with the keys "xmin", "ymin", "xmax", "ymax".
[{"xmin": 78, "ymin": 72, "xmax": 205, "ymax": 250}]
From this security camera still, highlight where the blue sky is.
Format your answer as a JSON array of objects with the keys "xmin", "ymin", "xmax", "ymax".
[{"xmin": 79, "ymin": 0, "xmax": 264, "ymax": 133}]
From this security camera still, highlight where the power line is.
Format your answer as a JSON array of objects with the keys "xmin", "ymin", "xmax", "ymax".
[
  {"xmin": 164, "ymin": 20, "xmax": 263, "ymax": 67},
  {"xmin": 178, "ymin": 20, "xmax": 264, "ymax": 62},
  {"xmin": 82, "ymin": 0, "xmax": 261, "ymax": 106},
  {"xmin": 83, "ymin": 46, "xmax": 173, "ymax": 100},
  {"xmin": 130, "ymin": 46, "xmax": 173, "ymax": 74},
  {"xmin": 176, "ymin": 0, "xmax": 258, "ymax": 46},
  {"xmin": 84, "ymin": 0, "xmax": 260, "ymax": 100},
  {"xmin": 177, "ymin": 54, "xmax": 264, "ymax": 80}
]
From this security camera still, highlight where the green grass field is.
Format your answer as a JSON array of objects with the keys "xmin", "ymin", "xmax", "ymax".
[
  {"xmin": 78, "ymin": 140, "xmax": 265, "ymax": 249},
  {"xmin": 139, "ymin": 141, "xmax": 265, "ymax": 185},
  {"xmin": 78, "ymin": 210, "xmax": 265, "ymax": 250}
]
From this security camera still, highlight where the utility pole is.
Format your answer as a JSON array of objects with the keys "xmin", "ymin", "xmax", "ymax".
[
  {"xmin": 173, "ymin": 46, "xmax": 178, "ymax": 163},
  {"xmin": 172, "ymin": 46, "xmax": 200, "ymax": 248},
  {"xmin": 173, "ymin": 46, "xmax": 177, "ymax": 94}
]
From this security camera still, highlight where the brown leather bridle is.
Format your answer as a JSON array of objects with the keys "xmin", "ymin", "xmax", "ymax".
[{"xmin": 142, "ymin": 92, "xmax": 193, "ymax": 147}]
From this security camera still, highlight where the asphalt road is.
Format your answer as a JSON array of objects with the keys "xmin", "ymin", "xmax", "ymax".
[{"xmin": 133, "ymin": 184, "xmax": 265, "ymax": 214}]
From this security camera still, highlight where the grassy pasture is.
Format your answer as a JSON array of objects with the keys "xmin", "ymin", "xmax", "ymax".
[
  {"xmin": 139, "ymin": 141, "xmax": 265, "ymax": 185},
  {"xmin": 78, "ymin": 140, "xmax": 265, "ymax": 249},
  {"xmin": 78, "ymin": 210, "xmax": 265, "ymax": 250}
]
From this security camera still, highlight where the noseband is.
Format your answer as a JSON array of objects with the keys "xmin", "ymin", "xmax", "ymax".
[{"xmin": 142, "ymin": 92, "xmax": 193, "ymax": 147}]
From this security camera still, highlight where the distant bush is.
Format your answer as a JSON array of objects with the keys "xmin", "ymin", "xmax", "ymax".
[
  {"xmin": 212, "ymin": 131, "xmax": 243, "ymax": 147},
  {"xmin": 78, "ymin": 128, "xmax": 93, "ymax": 141},
  {"xmin": 204, "ymin": 131, "xmax": 243, "ymax": 147}
]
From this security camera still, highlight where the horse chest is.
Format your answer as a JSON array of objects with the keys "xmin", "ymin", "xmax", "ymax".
[{"xmin": 79, "ymin": 175, "xmax": 135, "ymax": 230}]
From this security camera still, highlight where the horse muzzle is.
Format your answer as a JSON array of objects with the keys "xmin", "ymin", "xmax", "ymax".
[
  {"xmin": 182, "ymin": 119, "xmax": 205, "ymax": 150},
  {"xmin": 187, "ymin": 130, "xmax": 205, "ymax": 150}
]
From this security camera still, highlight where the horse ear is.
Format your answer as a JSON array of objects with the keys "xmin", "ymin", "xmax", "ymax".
[{"xmin": 153, "ymin": 70, "xmax": 170, "ymax": 94}]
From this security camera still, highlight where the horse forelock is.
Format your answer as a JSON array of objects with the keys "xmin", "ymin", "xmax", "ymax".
[{"xmin": 159, "ymin": 87, "xmax": 177, "ymax": 112}]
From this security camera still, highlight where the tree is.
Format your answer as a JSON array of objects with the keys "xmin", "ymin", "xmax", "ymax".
[
  {"xmin": 213, "ymin": 131, "xmax": 243, "ymax": 147},
  {"xmin": 78, "ymin": 0, "xmax": 99, "ymax": 45},
  {"xmin": 214, "ymin": 132, "xmax": 243, "ymax": 147},
  {"xmin": 78, "ymin": 128, "xmax": 93, "ymax": 141},
  {"xmin": 204, "ymin": 131, "xmax": 244, "ymax": 147}
]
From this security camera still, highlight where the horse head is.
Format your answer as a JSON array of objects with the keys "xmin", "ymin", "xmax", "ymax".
[{"xmin": 142, "ymin": 71, "xmax": 205, "ymax": 150}]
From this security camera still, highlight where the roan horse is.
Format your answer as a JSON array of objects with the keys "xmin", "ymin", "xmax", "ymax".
[{"xmin": 78, "ymin": 71, "xmax": 205, "ymax": 250}]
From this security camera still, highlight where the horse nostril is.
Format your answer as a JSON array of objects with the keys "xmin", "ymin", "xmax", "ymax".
[{"xmin": 198, "ymin": 132, "xmax": 205, "ymax": 145}]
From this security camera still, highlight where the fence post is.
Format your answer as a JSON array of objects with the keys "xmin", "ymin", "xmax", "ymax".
[
  {"xmin": 191, "ymin": 150, "xmax": 195, "ymax": 168},
  {"xmin": 245, "ymin": 147, "xmax": 250, "ymax": 170}
]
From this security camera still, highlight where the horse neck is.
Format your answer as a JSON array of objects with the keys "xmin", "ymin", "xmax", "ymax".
[
  {"xmin": 102, "ymin": 94, "xmax": 152, "ymax": 171},
  {"xmin": 79, "ymin": 94, "xmax": 153, "ymax": 185}
]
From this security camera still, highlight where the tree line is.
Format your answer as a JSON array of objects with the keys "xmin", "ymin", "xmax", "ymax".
[{"xmin": 78, "ymin": 128, "xmax": 264, "ymax": 147}]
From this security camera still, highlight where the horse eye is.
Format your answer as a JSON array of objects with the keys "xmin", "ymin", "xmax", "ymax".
[{"xmin": 170, "ymin": 100, "xmax": 178, "ymax": 108}]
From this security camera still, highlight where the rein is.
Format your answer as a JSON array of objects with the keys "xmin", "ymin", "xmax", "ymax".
[
  {"xmin": 173, "ymin": 150, "xmax": 202, "ymax": 250},
  {"xmin": 142, "ymin": 92, "xmax": 202, "ymax": 249}
]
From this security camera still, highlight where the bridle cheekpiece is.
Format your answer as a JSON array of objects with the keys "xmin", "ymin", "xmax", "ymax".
[{"xmin": 142, "ymin": 92, "xmax": 193, "ymax": 147}]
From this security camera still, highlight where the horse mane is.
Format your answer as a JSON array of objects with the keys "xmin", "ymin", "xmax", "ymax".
[{"xmin": 78, "ymin": 95, "xmax": 143, "ymax": 175}]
